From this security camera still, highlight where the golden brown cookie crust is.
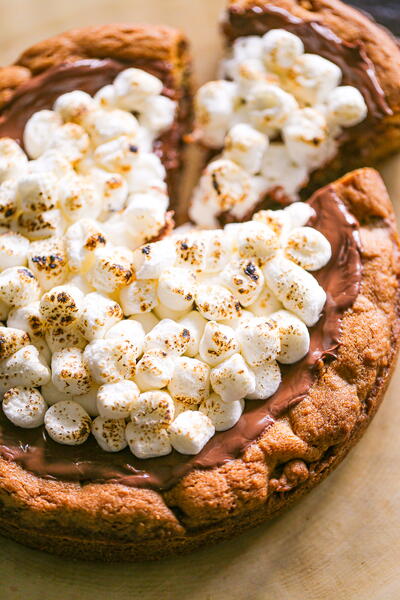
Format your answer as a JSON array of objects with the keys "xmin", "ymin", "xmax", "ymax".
[{"xmin": 0, "ymin": 167, "xmax": 398, "ymax": 561}]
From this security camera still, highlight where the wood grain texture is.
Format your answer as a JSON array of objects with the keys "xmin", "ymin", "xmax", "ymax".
[{"xmin": 0, "ymin": 0, "xmax": 399, "ymax": 598}]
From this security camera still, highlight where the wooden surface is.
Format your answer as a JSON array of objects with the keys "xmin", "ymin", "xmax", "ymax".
[{"xmin": 0, "ymin": 1, "xmax": 400, "ymax": 598}]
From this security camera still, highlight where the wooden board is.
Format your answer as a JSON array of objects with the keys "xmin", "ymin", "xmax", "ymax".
[{"xmin": 0, "ymin": 1, "xmax": 399, "ymax": 598}]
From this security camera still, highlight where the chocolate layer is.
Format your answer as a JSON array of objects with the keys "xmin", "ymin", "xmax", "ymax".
[
  {"xmin": 0, "ymin": 187, "xmax": 361, "ymax": 490},
  {"xmin": 223, "ymin": 4, "xmax": 391, "ymax": 120}
]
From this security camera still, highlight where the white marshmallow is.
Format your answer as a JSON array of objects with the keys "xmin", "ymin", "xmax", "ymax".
[
  {"xmin": 210, "ymin": 353, "xmax": 255, "ymax": 403},
  {"xmin": 51, "ymin": 347, "xmax": 92, "ymax": 396},
  {"xmin": 132, "ymin": 239, "xmax": 176, "ymax": 280},
  {"xmin": 23, "ymin": 110, "xmax": 62, "ymax": 158},
  {"xmin": 200, "ymin": 393, "xmax": 244, "ymax": 431},
  {"xmin": 94, "ymin": 85, "xmax": 117, "ymax": 109},
  {"xmin": 0, "ymin": 267, "xmax": 40, "ymax": 307},
  {"xmin": 283, "ymin": 201, "xmax": 315, "ymax": 228},
  {"xmin": 84, "ymin": 108, "xmax": 139, "ymax": 145},
  {"xmin": 3, "ymin": 387, "xmax": 47, "ymax": 428},
  {"xmin": 54, "ymin": 90, "xmax": 97, "ymax": 124},
  {"xmin": 78, "ymin": 293, "xmax": 123, "ymax": 340},
  {"xmin": 0, "ymin": 345, "xmax": 50, "ymax": 392},
  {"xmin": 41, "ymin": 380, "xmax": 72, "ymax": 405},
  {"xmin": 233, "ymin": 221, "xmax": 279, "ymax": 264},
  {"xmin": 326, "ymin": 85, "xmax": 368, "ymax": 127},
  {"xmin": 153, "ymin": 303, "xmax": 189, "ymax": 322},
  {"xmin": 130, "ymin": 312, "xmax": 159, "ymax": 334},
  {"xmin": 157, "ymin": 267, "xmax": 196, "ymax": 312},
  {"xmin": 130, "ymin": 390, "xmax": 175, "ymax": 430},
  {"xmin": 247, "ymin": 285, "xmax": 282, "ymax": 317},
  {"xmin": 65, "ymin": 218, "xmax": 107, "ymax": 273},
  {"xmin": 126, "ymin": 423, "xmax": 172, "ymax": 458},
  {"xmin": 246, "ymin": 360, "xmax": 281, "ymax": 399},
  {"xmin": 0, "ymin": 180, "xmax": 17, "ymax": 225},
  {"xmin": 220, "ymin": 258, "xmax": 264, "ymax": 307},
  {"xmin": 263, "ymin": 29, "xmax": 304, "ymax": 71},
  {"xmin": 285, "ymin": 226, "xmax": 331, "ymax": 271},
  {"xmin": 233, "ymin": 58, "xmax": 272, "ymax": 97},
  {"xmin": 0, "ymin": 231, "xmax": 30, "ymax": 270},
  {"xmin": 247, "ymin": 82, "xmax": 298, "ymax": 136},
  {"xmin": 121, "ymin": 192, "xmax": 167, "ymax": 246},
  {"xmin": 0, "ymin": 138, "xmax": 28, "ymax": 183},
  {"xmin": 260, "ymin": 142, "xmax": 308, "ymax": 197},
  {"xmin": 174, "ymin": 234, "xmax": 207, "ymax": 272},
  {"xmin": 30, "ymin": 149, "xmax": 73, "ymax": 180},
  {"xmin": 179, "ymin": 311, "xmax": 207, "ymax": 357},
  {"xmin": 200, "ymin": 230, "xmax": 232, "ymax": 273},
  {"xmin": 86, "ymin": 245, "xmax": 134, "ymax": 293},
  {"xmin": 169, "ymin": 410, "xmax": 215, "ymax": 455},
  {"xmin": 49, "ymin": 123, "xmax": 90, "ymax": 163},
  {"xmin": 105, "ymin": 319, "xmax": 145, "ymax": 358},
  {"xmin": 168, "ymin": 356, "xmax": 210, "ymax": 408},
  {"xmin": 224, "ymin": 124, "xmax": 268, "ymax": 175},
  {"xmin": 90, "ymin": 168, "xmax": 128, "ymax": 215},
  {"xmin": 16, "ymin": 171, "xmax": 57, "ymax": 212},
  {"xmin": 232, "ymin": 35, "xmax": 264, "ymax": 62},
  {"xmin": 195, "ymin": 80, "xmax": 237, "ymax": 148},
  {"xmin": 195, "ymin": 283, "xmax": 242, "ymax": 321},
  {"xmin": 97, "ymin": 379, "xmax": 140, "ymax": 419},
  {"xmin": 40, "ymin": 284, "xmax": 84, "ymax": 327},
  {"xmin": 135, "ymin": 350, "xmax": 174, "ymax": 391},
  {"xmin": 27, "ymin": 238, "xmax": 68, "ymax": 291},
  {"xmin": 237, "ymin": 317, "xmax": 280, "ymax": 366},
  {"xmin": 288, "ymin": 54, "xmax": 342, "ymax": 105},
  {"xmin": 94, "ymin": 136, "xmax": 137, "ymax": 174},
  {"xmin": 282, "ymin": 108, "xmax": 335, "ymax": 170},
  {"xmin": 92, "ymin": 416, "xmax": 128, "ymax": 452},
  {"xmin": 0, "ymin": 325, "xmax": 30, "ymax": 359},
  {"xmin": 44, "ymin": 400, "xmax": 91, "ymax": 445},
  {"xmin": 16, "ymin": 208, "xmax": 65, "ymax": 240},
  {"xmin": 120, "ymin": 278, "xmax": 158, "ymax": 315},
  {"xmin": 113, "ymin": 68, "xmax": 163, "ymax": 110},
  {"xmin": 199, "ymin": 321, "xmax": 239, "ymax": 366},
  {"xmin": 45, "ymin": 324, "xmax": 86, "ymax": 353},
  {"xmin": 0, "ymin": 299, "xmax": 8, "ymax": 321},
  {"xmin": 83, "ymin": 338, "xmax": 137, "ymax": 384},
  {"xmin": 125, "ymin": 153, "xmax": 166, "ymax": 194},
  {"xmin": 58, "ymin": 175, "xmax": 102, "ymax": 222},
  {"xmin": 73, "ymin": 386, "xmax": 100, "ymax": 417},
  {"xmin": 270, "ymin": 309, "xmax": 310, "ymax": 364},
  {"xmin": 140, "ymin": 95, "xmax": 176, "ymax": 135},
  {"xmin": 263, "ymin": 255, "xmax": 326, "ymax": 326},
  {"xmin": 143, "ymin": 318, "xmax": 191, "ymax": 356},
  {"xmin": 7, "ymin": 301, "xmax": 45, "ymax": 337}
]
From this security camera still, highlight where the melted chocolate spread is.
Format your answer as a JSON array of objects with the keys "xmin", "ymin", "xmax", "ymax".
[{"xmin": 223, "ymin": 4, "xmax": 391, "ymax": 120}]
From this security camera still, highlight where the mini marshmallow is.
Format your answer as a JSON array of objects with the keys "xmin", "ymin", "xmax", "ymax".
[
  {"xmin": 51, "ymin": 347, "xmax": 92, "ymax": 395},
  {"xmin": 195, "ymin": 283, "xmax": 242, "ymax": 321},
  {"xmin": 283, "ymin": 202, "xmax": 315, "ymax": 229},
  {"xmin": 199, "ymin": 321, "xmax": 239, "ymax": 366},
  {"xmin": 220, "ymin": 308, "xmax": 254, "ymax": 330},
  {"xmin": 28, "ymin": 238, "xmax": 68, "ymax": 291},
  {"xmin": 132, "ymin": 239, "xmax": 176, "ymax": 280},
  {"xmin": 17, "ymin": 208, "xmax": 65, "ymax": 240},
  {"xmin": 41, "ymin": 380, "xmax": 72, "ymax": 405},
  {"xmin": 120, "ymin": 278, "xmax": 158, "ymax": 315},
  {"xmin": 200, "ymin": 393, "xmax": 244, "ymax": 431},
  {"xmin": 44, "ymin": 400, "xmax": 91, "ymax": 445},
  {"xmin": 270, "ymin": 309, "xmax": 310, "ymax": 364},
  {"xmin": 153, "ymin": 302, "xmax": 190, "ymax": 322},
  {"xmin": 97, "ymin": 379, "xmax": 140, "ymax": 419},
  {"xmin": 0, "ymin": 299, "xmax": 8, "ymax": 321},
  {"xmin": 282, "ymin": 108, "xmax": 335, "ymax": 170},
  {"xmin": 113, "ymin": 68, "xmax": 163, "ymax": 110},
  {"xmin": 247, "ymin": 285, "xmax": 282, "ymax": 317},
  {"xmin": 126, "ymin": 423, "xmax": 172, "ymax": 459},
  {"xmin": 90, "ymin": 168, "xmax": 128, "ymax": 215},
  {"xmin": 0, "ymin": 231, "xmax": 30, "ymax": 270},
  {"xmin": 40, "ymin": 284, "xmax": 84, "ymax": 327},
  {"xmin": 31, "ymin": 335, "xmax": 51, "ymax": 365},
  {"xmin": 179, "ymin": 311, "xmax": 207, "ymax": 357},
  {"xmin": 0, "ymin": 267, "xmax": 40, "ymax": 307},
  {"xmin": 3, "ymin": 387, "xmax": 47, "ymax": 429},
  {"xmin": 234, "ymin": 221, "xmax": 279, "ymax": 263},
  {"xmin": 91, "ymin": 416, "xmax": 128, "ymax": 452},
  {"xmin": 49, "ymin": 123, "xmax": 90, "ymax": 163},
  {"xmin": 86, "ymin": 245, "xmax": 134, "ymax": 293},
  {"xmin": 140, "ymin": 95, "xmax": 176, "ymax": 135},
  {"xmin": 122, "ymin": 192, "xmax": 167, "ymax": 246},
  {"xmin": 126, "ymin": 153, "xmax": 166, "ymax": 194},
  {"xmin": 7, "ymin": 301, "xmax": 45, "ymax": 337},
  {"xmin": 200, "ymin": 230, "xmax": 232, "ymax": 273},
  {"xmin": 78, "ymin": 292, "xmax": 123, "ymax": 340},
  {"xmin": 195, "ymin": 80, "xmax": 237, "ymax": 148},
  {"xmin": 130, "ymin": 312, "xmax": 159, "ymax": 334},
  {"xmin": 210, "ymin": 353, "xmax": 255, "ymax": 403},
  {"xmin": 0, "ymin": 180, "xmax": 17, "ymax": 225},
  {"xmin": 0, "ymin": 325, "xmax": 30, "ymax": 359},
  {"xmin": 169, "ymin": 410, "xmax": 215, "ymax": 455},
  {"xmin": 0, "ymin": 345, "xmax": 50, "ymax": 392},
  {"xmin": 45, "ymin": 324, "xmax": 87, "ymax": 352},
  {"xmin": 143, "ymin": 318, "xmax": 191, "ymax": 356},
  {"xmin": 135, "ymin": 349, "xmax": 174, "ymax": 391},
  {"xmin": 83, "ymin": 338, "xmax": 137, "ymax": 384},
  {"xmin": 234, "ymin": 58, "xmax": 271, "ymax": 96},
  {"xmin": 237, "ymin": 317, "xmax": 280, "ymax": 366},
  {"xmin": 326, "ymin": 85, "xmax": 368, "ymax": 127},
  {"xmin": 288, "ymin": 54, "xmax": 342, "ymax": 105},
  {"xmin": 105, "ymin": 319, "xmax": 145, "ymax": 357},
  {"xmin": 16, "ymin": 171, "xmax": 57, "ymax": 213},
  {"xmin": 247, "ymin": 82, "xmax": 298, "ymax": 136},
  {"xmin": 23, "ymin": 110, "xmax": 62, "ymax": 158},
  {"xmin": 157, "ymin": 267, "xmax": 196, "ymax": 312},
  {"xmin": 30, "ymin": 149, "xmax": 73, "ymax": 180},
  {"xmin": 262, "ymin": 29, "xmax": 304, "ymax": 71},
  {"xmin": 94, "ymin": 135, "xmax": 138, "ymax": 174},
  {"xmin": 224, "ymin": 123, "xmax": 268, "ymax": 175},
  {"xmin": 54, "ymin": 90, "xmax": 97, "ymax": 124},
  {"xmin": 168, "ymin": 356, "xmax": 210, "ymax": 407},
  {"xmin": 260, "ymin": 142, "xmax": 308, "ymax": 197},
  {"xmin": 58, "ymin": 175, "xmax": 102, "ymax": 222},
  {"xmin": 65, "ymin": 218, "xmax": 107, "ymax": 273},
  {"xmin": 174, "ymin": 234, "xmax": 207, "ymax": 271},
  {"xmin": 130, "ymin": 390, "xmax": 175, "ymax": 430},
  {"xmin": 263, "ymin": 255, "xmax": 326, "ymax": 326},
  {"xmin": 73, "ymin": 386, "xmax": 99, "ymax": 416},
  {"xmin": 94, "ymin": 85, "xmax": 117, "ymax": 109},
  {"xmin": 285, "ymin": 226, "xmax": 331, "ymax": 271},
  {"xmin": 85, "ymin": 108, "xmax": 139, "ymax": 145},
  {"xmin": 0, "ymin": 138, "xmax": 28, "ymax": 183},
  {"xmin": 232, "ymin": 35, "xmax": 264, "ymax": 62},
  {"xmin": 246, "ymin": 360, "xmax": 281, "ymax": 399},
  {"xmin": 220, "ymin": 258, "xmax": 264, "ymax": 307}
]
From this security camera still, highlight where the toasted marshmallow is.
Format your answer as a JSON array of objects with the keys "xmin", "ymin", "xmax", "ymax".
[
  {"xmin": 0, "ymin": 345, "xmax": 50, "ymax": 392},
  {"xmin": 237, "ymin": 317, "xmax": 280, "ymax": 366},
  {"xmin": 0, "ymin": 180, "xmax": 18, "ymax": 224},
  {"xmin": 131, "ymin": 312, "xmax": 159, "ymax": 334},
  {"xmin": 0, "ymin": 325, "xmax": 30, "ymax": 359},
  {"xmin": 17, "ymin": 208, "xmax": 65, "ymax": 240},
  {"xmin": 140, "ymin": 95, "xmax": 176, "ymax": 135},
  {"xmin": 122, "ymin": 192, "xmax": 167, "ymax": 246},
  {"xmin": 65, "ymin": 218, "xmax": 107, "ymax": 273},
  {"xmin": 41, "ymin": 379, "xmax": 72, "ymax": 405},
  {"xmin": 169, "ymin": 410, "xmax": 215, "ymax": 455},
  {"xmin": 157, "ymin": 267, "xmax": 196, "ymax": 312},
  {"xmin": 0, "ymin": 138, "xmax": 28, "ymax": 183},
  {"xmin": 220, "ymin": 308, "xmax": 254, "ymax": 330},
  {"xmin": 73, "ymin": 386, "xmax": 100, "ymax": 416},
  {"xmin": 220, "ymin": 258, "xmax": 264, "ymax": 307},
  {"xmin": 260, "ymin": 142, "xmax": 308, "ymax": 197},
  {"xmin": 0, "ymin": 299, "xmax": 8, "ymax": 321},
  {"xmin": 174, "ymin": 234, "xmax": 207, "ymax": 272},
  {"xmin": 44, "ymin": 400, "xmax": 91, "ymax": 445},
  {"xmin": 16, "ymin": 171, "xmax": 57, "ymax": 213},
  {"xmin": 200, "ymin": 393, "xmax": 244, "ymax": 431},
  {"xmin": 27, "ymin": 238, "xmax": 68, "ymax": 291},
  {"xmin": 90, "ymin": 168, "xmax": 128, "ymax": 215},
  {"xmin": 45, "ymin": 324, "xmax": 86, "ymax": 353},
  {"xmin": 195, "ymin": 80, "xmax": 237, "ymax": 148},
  {"xmin": 126, "ymin": 423, "xmax": 172, "ymax": 458},
  {"xmin": 326, "ymin": 85, "xmax": 367, "ymax": 127},
  {"xmin": 195, "ymin": 283, "xmax": 241, "ymax": 321},
  {"xmin": 143, "ymin": 319, "xmax": 191, "ymax": 356},
  {"xmin": 125, "ymin": 153, "xmax": 166, "ymax": 194},
  {"xmin": 285, "ymin": 226, "xmax": 331, "ymax": 271},
  {"xmin": 270, "ymin": 309, "xmax": 310, "ymax": 364},
  {"xmin": 246, "ymin": 360, "xmax": 281, "ymax": 399},
  {"xmin": 232, "ymin": 35, "xmax": 264, "ymax": 62},
  {"xmin": 94, "ymin": 136, "xmax": 138, "ymax": 174},
  {"xmin": 247, "ymin": 285, "xmax": 282, "ymax": 317},
  {"xmin": 30, "ymin": 149, "xmax": 73, "ymax": 180},
  {"xmin": 120, "ymin": 278, "xmax": 157, "ymax": 315},
  {"xmin": 210, "ymin": 353, "xmax": 255, "ymax": 402},
  {"xmin": 247, "ymin": 82, "xmax": 298, "ymax": 135},
  {"xmin": 135, "ymin": 349, "xmax": 174, "ymax": 391},
  {"xmin": 85, "ymin": 108, "xmax": 139, "ymax": 145},
  {"xmin": 288, "ymin": 54, "xmax": 342, "ymax": 105},
  {"xmin": 3, "ymin": 387, "xmax": 47, "ymax": 428},
  {"xmin": 92, "ymin": 416, "xmax": 127, "ymax": 452},
  {"xmin": 105, "ymin": 319, "xmax": 145, "ymax": 357},
  {"xmin": 223, "ymin": 124, "xmax": 268, "ymax": 175},
  {"xmin": 179, "ymin": 311, "xmax": 207, "ymax": 357},
  {"xmin": 153, "ymin": 303, "xmax": 189, "ymax": 322},
  {"xmin": 263, "ymin": 255, "xmax": 326, "ymax": 326},
  {"xmin": 132, "ymin": 239, "xmax": 176, "ymax": 280},
  {"xmin": 282, "ymin": 108, "xmax": 335, "ymax": 170},
  {"xmin": 234, "ymin": 58, "xmax": 272, "ymax": 96},
  {"xmin": 0, "ymin": 267, "xmax": 40, "ymax": 307},
  {"xmin": 94, "ymin": 85, "xmax": 117, "ymax": 109},
  {"xmin": 199, "ymin": 321, "xmax": 239, "ymax": 366},
  {"xmin": 130, "ymin": 390, "xmax": 175, "ymax": 430},
  {"xmin": 58, "ymin": 175, "xmax": 102, "ymax": 222},
  {"xmin": 23, "ymin": 110, "xmax": 63, "ymax": 158},
  {"xmin": 234, "ymin": 221, "xmax": 279, "ymax": 263},
  {"xmin": 200, "ymin": 230, "xmax": 232, "ymax": 273},
  {"xmin": 78, "ymin": 292, "xmax": 123, "ymax": 340},
  {"xmin": 168, "ymin": 356, "xmax": 210, "ymax": 407},
  {"xmin": 86, "ymin": 245, "xmax": 134, "ymax": 293},
  {"xmin": 7, "ymin": 301, "xmax": 45, "ymax": 337},
  {"xmin": 54, "ymin": 90, "xmax": 97, "ymax": 124},
  {"xmin": 83, "ymin": 338, "xmax": 137, "ymax": 384},
  {"xmin": 0, "ymin": 231, "xmax": 30, "ymax": 271},
  {"xmin": 49, "ymin": 123, "xmax": 89, "ymax": 163},
  {"xmin": 113, "ymin": 68, "xmax": 163, "ymax": 111},
  {"xmin": 262, "ymin": 29, "xmax": 304, "ymax": 71},
  {"xmin": 40, "ymin": 284, "xmax": 84, "ymax": 327},
  {"xmin": 283, "ymin": 202, "xmax": 315, "ymax": 229},
  {"xmin": 51, "ymin": 347, "xmax": 92, "ymax": 396},
  {"xmin": 97, "ymin": 379, "xmax": 140, "ymax": 419}
]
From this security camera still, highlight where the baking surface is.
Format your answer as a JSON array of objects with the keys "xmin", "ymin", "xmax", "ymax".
[{"xmin": 0, "ymin": 0, "xmax": 399, "ymax": 598}]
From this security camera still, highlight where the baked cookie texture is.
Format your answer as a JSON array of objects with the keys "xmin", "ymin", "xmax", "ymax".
[
  {"xmin": 223, "ymin": 0, "xmax": 400, "ymax": 195},
  {"xmin": 0, "ymin": 167, "xmax": 398, "ymax": 560},
  {"xmin": 0, "ymin": 24, "xmax": 193, "ymax": 211}
]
